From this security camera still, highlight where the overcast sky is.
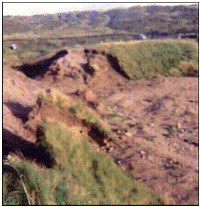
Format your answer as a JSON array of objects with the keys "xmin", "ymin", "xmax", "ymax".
[{"xmin": 3, "ymin": 2, "xmax": 196, "ymax": 16}]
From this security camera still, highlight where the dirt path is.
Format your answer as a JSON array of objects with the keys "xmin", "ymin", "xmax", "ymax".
[{"xmin": 95, "ymin": 77, "xmax": 198, "ymax": 205}]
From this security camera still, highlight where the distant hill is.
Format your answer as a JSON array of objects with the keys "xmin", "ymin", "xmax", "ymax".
[{"xmin": 3, "ymin": 4, "xmax": 198, "ymax": 38}]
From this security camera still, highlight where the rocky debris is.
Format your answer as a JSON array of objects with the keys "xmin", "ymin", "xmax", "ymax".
[
  {"xmin": 144, "ymin": 100, "xmax": 163, "ymax": 114},
  {"xmin": 84, "ymin": 89, "xmax": 97, "ymax": 102}
]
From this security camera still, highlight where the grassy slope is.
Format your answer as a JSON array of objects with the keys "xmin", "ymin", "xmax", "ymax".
[
  {"xmin": 6, "ymin": 122, "xmax": 164, "ymax": 205},
  {"xmin": 40, "ymin": 89, "xmax": 115, "ymax": 140},
  {"xmin": 90, "ymin": 39, "xmax": 198, "ymax": 79},
  {"xmin": 3, "ymin": 92, "xmax": 164, "ymax": 205}
]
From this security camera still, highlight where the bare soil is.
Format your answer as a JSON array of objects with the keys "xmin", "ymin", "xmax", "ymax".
[
  {"xmin": 3, "ymin": 48, "xmax": 198, "ymax": 205},
  {"xmin": 95, "ymin": 77, "xmax": 198, "ymax": 205}
]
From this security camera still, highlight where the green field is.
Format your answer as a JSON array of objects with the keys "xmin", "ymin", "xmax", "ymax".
[
  {"xmin": 3, "ymin": 37, "xmax": 110, "ymax": 65},
  {"xmin": 3, "ymin": 39, "xmax": 63, "ymax": 65}
]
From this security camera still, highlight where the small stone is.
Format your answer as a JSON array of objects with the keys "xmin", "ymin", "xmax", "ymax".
[
  {"xmin": 151, "ymin": 123, "xmax": 155, "ymax": 127},
  {"xmin": 125, "ymin": 132, "xmax": 132, "ymax": 137},
  {"xmin": 109, "ymin": 147, "xmax": 114, "ymax": 152},
  {"xmin": 177, "ymin": 123, "xmax": 181, "ymax": 128},
  {"xmin": 121, "ymin": 166, "xmax": 126, "ymax": 171},
  {"xmin": 113, "ymin": 106, "xmax": 118, "ymax": 110},
  {"xmin": 178, "ymin": 134, "xmax": 184, "ymax": 138}
]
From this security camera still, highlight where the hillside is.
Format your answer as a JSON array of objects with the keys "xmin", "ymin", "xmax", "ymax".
[
  {"xmin": 89, "ymin": 39, "xmax": 198, "ymax": 79},
  {"xmin": 3, "ymin": 4, "xmax": 198, "ymax": 38},
  {"xmin": 3, "ymin": 39, "xmax": 199, "ymax": 205}
]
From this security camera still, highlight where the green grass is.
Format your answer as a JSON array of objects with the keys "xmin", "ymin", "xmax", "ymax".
[
  {"xmin": 4, "ymin": 38, "xmax": 198, "ymax": 80},
  {"xmin": 69, "ymin": 100, "xmax": 114, "ymax": 139},
  {"xmin": 3, "ymin": 39, "xmax": 63, "ymax": 65},
  {"xmin": 89, "ymin": 39, "xmax": 198, "ymax": 79},
  {"xmin": 3, "ymin": 163, "xmax": 29, "ymax": 205},
  {"xmin": 38, "ymin": 91, "xmax": 115, "ymax": 141},
  {"xmin": 143, "ymin": 135, "xmax": 157, "ymax": 141},
  {"xmin": 109, "ymin": 113, "xmax": 123, "ymax": 118},
  {"xmin": 4, "ymin": 122, "xmax": 164, "ymax": 205}
]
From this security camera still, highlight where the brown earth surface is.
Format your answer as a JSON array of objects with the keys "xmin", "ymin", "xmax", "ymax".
[
  {"xmin": 96, "ymin": 77, "xmax": 198, "ymax": 205},
  {"xmin": 3, "ymin": 48, "xmax": 199, "ymax": 205}
]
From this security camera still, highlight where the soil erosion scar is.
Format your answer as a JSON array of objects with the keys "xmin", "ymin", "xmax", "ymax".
[{"xmin": 15, "ymin": 50, "xmax": 68, "ymax": 79}]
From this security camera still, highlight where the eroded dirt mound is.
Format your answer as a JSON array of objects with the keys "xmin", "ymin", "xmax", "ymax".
[
  {"xmin": 3, "ymin": 48, "xmax": 122, "ymax": 162},
  {"xmin": 3, "ymin": 48, "xmax": 199, "ymax": 205},
  {"xmin": 24, "ymin": 94, "xmax": 116, "ymax": 162},
  {"xmin": 14, "ymin": 48, "xmax": 127, "ymax": 94}
]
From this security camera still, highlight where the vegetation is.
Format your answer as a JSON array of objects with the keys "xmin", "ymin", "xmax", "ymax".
[
  {"xmin": 109, "ymin": 113, "xmax": 123, "ymax": 118},
  {"xmin": 3, "ymin": 163, "xmax": 29, "ymax": 205},
  {"xmin": 3, "ymin": 39, "xmax": 63, "ymax": 65},
  {"xmin": 2, "ymin": 4, "xmax": 198, "ymax": 205},
  {"xmin": 3, "ymin": 4, "xmax": 198, "ymax": 38},
  {"xmin": 90, "ymin": 39, "xmax": 198, "ymax": 79},
  {"xmin": 39, "ymin": 89, "xmax": 115, "ymax": 140},
  {"xmin": 3, "ymin": 37, "xmax": 110, "ymax": 65},
  {"xmin": 3, "ymin": 88, "xmax": 165, "ymax": 205},
  {"xmin": 106, "ymin": 5, "xmax": 198, "ymax": 35},
  {"xmin": 4, "ymin": 122, "xmax": 164, "ymax": 205},
  {"xmin": 4, "ymin": 38, "xmax": 198, "ymax": 81},
  {"xmin": 143, "ymin": 135, "xmax": 157, "ymax": 141}
]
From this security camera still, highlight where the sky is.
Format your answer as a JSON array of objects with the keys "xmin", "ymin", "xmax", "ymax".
[{"xmin": 2, "ymin": 2, "xmax": 196, "ymax": 16}]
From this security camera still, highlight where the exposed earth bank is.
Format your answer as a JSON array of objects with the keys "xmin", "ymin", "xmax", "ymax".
[{"xmin": 3, "ymin": 48, "xmax": 198, "ymax": 205}]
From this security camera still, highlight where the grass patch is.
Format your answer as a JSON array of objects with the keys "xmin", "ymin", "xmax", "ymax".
[
  {"xmin": 4, "ymin": 122, "xmax": 164, "ymax": 205},
  {"xmin": 109, "ymin": 113, "xmax": 123, "ymax": 118},
  {"xmin": 69, "ymin": 100, "xmax": 113, "ymax": 139},
  {"xmin": 89, "ymin": 39, "xmax": 198, "ymax": 79},
  {"xmin": 3, "ymin": 162, "xmax": 29, "ymax": 205},
  {"xmin": 143, "ymin": 135, "xmax": 157, "ymax": 141},
  {"xmin": 3, "ymin": 39, "xmax": 62, "ymax": 65},
  {"xmin": 38, "ymin": 89, "xmax": 116, "ymax": 141}
]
